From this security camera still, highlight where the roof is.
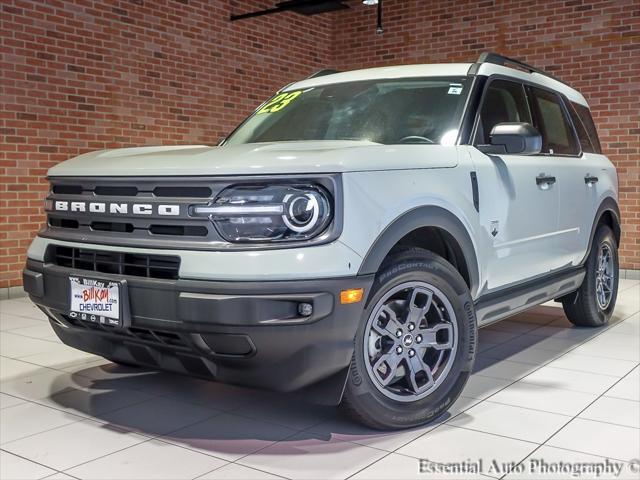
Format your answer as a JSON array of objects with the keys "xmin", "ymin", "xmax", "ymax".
[
  {"xmin": 286, "ymin": 63, "xmax": 473, "ymax": 90},
  {"xmin": 284, "ymin": 61, "xmax": 588, "ymax": 107},
  {"xmin": 475, "ymin": 62, "xmax": 588, "ymax": 106}
]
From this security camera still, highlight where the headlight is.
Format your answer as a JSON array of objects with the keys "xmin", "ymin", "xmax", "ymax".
[{"xmin": 191, "ymin": 184, "xmax": 332, "ymax": 243}]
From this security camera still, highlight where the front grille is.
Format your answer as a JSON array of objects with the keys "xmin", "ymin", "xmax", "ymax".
[
  {"xmin": 153, "ymin": 186, "xmax": 212, "ymax": 197},
  {"xmin": 148, "ymin": 225, "xmax": 208, "ymax": 236},
  {"xmin": 94, "ymin": 185, "xmax": 138, "ymax": 196},
  {"xmin": 43, "ymin": 177, "xmax": 223, "ymax": 249},
  {"xmin": 50, "ymin": 183, "xmax": 211, "ymax": 198},
  {"xmin": 90, "ymin": 221, "xmax": 134, "ymax": 233},
  {"xmin": 49, "ymin": 217, "xmax": 79, "ymax": 229},
  {"xmin": 48, "ymin": 245, "xmax": 180, "ymax": 279},
  {"xmin": 52, "ymin": 184, "xmax": 83, "ymax": 195}
]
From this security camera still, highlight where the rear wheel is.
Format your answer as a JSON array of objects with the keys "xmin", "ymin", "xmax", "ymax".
[
  {"xmin": 341, "ymin": 249, "xmax": 477, "ymax": 430},
  {"xmin": 562, "ymin": 225, "xmax": 619, "ymax": 327}
]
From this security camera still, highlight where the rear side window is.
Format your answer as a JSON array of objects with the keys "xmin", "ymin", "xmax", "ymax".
[
  {"xmin": 529, "ymin": 87, "xmax": 579, "ymax": 156},
  {"xmin": 476, "ymin": 79, "xmax": 531, "ymax": 144},
  {"xmin": 566, "ymin": 101, "xmax": 594, "ymax": 153},
  {"xmin": 571, "ymin": 102, "xmax": 602, "ymax": 154}
]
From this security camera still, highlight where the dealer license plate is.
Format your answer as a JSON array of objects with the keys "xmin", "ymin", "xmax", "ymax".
[{"xmin": 69, "ymin": 277, "xmax": 121, "ymax": 327}]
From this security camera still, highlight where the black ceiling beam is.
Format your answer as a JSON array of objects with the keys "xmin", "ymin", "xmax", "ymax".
[
  {"xmin": 230, "ymin": 5, "xmax": 286, "ymax": 21},
  {"xmin": 230, "ymin": 0, "xmax": 349, "ymax": 22}
]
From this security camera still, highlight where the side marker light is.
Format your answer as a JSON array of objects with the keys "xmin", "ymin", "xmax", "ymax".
[{"xmin": 340, "ymin": 288, "xmax": 364, "ymax": 304}]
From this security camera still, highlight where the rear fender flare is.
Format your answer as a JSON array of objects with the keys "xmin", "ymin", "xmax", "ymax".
[{"xmin": 579, "ymin": 197, "xmax": 621, "ymax": 265}]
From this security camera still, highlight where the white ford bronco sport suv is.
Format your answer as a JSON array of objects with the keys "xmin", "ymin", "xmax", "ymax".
[{"xmin": 24, "ymin": 53, "xmax": 620, "ymax": 429}]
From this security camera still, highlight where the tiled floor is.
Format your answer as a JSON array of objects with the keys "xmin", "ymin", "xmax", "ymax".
[{"xmin": 1, "ymin": 280, "xmax": 639, "ymax": 480}]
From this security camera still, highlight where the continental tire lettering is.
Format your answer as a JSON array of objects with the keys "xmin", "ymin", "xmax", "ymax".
[
  {"xmin": 464, "ymin": 300, "xmax": 477, "ymax": 360},
  {"xmin": 351, "ymin": 364, "xmax": 363, "ymax": 387}
]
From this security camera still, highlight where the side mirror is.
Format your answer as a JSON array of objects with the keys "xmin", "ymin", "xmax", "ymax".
[{"xmin": 478, "ymin": 122, "xmax": 542, "ymax": 155}]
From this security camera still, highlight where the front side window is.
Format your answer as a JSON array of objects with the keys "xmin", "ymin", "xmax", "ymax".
[
  {"xmin": 529, "ymin": 87, "xmax": 579, "ymax": 155},
  {"xmin": 475, "ymin": 79, "xmax": 532, "ymax": 145},
  {"xmin": 225, "ymin": 77, "xmax": 471, "ymax": 146}
]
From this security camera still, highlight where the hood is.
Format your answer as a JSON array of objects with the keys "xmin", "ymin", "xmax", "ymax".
[{"xmin": 47, "ymin": 141, "xmax": 458, "ymax": 177}]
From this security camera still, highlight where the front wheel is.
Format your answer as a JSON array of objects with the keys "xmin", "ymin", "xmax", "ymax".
[
  {"xmin": 341, "ymin": 249, "xmax": 477, "ymax": 430},
  {"xmin": 562, "ymin": 225, "xmax": 619, "ymax": 327}
]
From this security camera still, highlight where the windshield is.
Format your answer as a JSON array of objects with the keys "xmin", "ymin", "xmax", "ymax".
[{"xmin": 225, "ymin": 77, "xmax": 471, "ymax": 146}]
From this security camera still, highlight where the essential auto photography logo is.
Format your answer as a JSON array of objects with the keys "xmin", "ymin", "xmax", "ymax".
[{"xmin": 419, "ymin": 457, "xmax": 638, "ymax": 477}]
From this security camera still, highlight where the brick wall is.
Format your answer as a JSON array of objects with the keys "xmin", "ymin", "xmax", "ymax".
[
  {"xmin": 332, "ymin": 0, "xmax": 639, "ymax": 270},
  {"xmin": 0, "ymin": 0, "xmax": 331, "ymax": 287},
  {"xmin": 1, "ymin": 0, "xmax": 638, "ymax": 288}
]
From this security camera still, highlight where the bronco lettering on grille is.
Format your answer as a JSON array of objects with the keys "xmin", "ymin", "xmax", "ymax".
[{"xmin": 53, "ymin": 201, "xmax": 180, "ymax": 216}]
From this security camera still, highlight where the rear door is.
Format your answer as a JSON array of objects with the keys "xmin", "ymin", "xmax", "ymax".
[
  {"xmin": 525, "ymin": 86, "xmax": 583, "ymax": 268},
  {"xmin": 563, "ymin": 100, "xmax": 612, "ymax": 263},
  {"xmin": 468, "ymin": 79, "xmax": 564, "ymax": 292}
]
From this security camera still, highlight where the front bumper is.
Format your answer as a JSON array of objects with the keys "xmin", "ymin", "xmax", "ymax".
[{"xmin": 24, "ymin": 259, "xmax": 373, "ymax": 405}]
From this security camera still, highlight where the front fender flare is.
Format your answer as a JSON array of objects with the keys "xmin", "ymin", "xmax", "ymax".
[{"xmin": 357, "ymin": 206, "xmax": 479, "ymax": 298}]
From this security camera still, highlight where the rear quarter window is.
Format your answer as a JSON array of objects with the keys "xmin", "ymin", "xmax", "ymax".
[
  {"xmin": 571, "ymin": 102, "xmax": 602, "ymax": 154},
  {"xmin": 566, "ymin": 100, "xmax": 594, "ymax": 153}
]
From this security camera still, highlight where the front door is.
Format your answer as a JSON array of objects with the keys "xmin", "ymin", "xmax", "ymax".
[{"xmin": 468, "ymin": 79, "xmax": 565, "ymax": 294}]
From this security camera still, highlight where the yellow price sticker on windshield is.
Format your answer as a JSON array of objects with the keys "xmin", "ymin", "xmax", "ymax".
[{"xmin": 257, "ymin": 91, "xmax": 302, "ymax": 114}]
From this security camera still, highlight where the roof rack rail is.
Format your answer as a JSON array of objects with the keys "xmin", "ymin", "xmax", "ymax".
[
  {"xmin": 307, "ymin": 69, "xmax": 340, "ymax": 79},
  {"xmin": 474, "ymin": 52, "xmax": 568, "ymax": 86}
]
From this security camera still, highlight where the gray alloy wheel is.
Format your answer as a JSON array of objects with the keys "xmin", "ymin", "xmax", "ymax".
[
  {"xmin": 341, "ymin": 248, "xmax": 476, "ymax": 430},
  {"xmin": 595, "ymin": 243, "xmax": 615, "ymax": 310},
  {"xmin": 561, "ymin": 224, "xmax": 618, "ymax": 328},
  {"xmin": 363, "ymin": 281, "xmax": 458, "ymax": 402}
]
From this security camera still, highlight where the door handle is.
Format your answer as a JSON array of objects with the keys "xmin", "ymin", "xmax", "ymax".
[
  {"xmin": 584, "ymin": 175, "xmax": 599, "ymax": 185},
  {"xmin": 536, "ymin": 174, "xmax": 556, "ymax": 186}
]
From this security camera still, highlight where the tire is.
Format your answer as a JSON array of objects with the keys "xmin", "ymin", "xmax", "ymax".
[
  {"xmin": 341, "ymin": 248, "xmax": 477, "ymax": 430},
  {"xmin": 562, "ymin": 225, "xmax": 619, "ymax": 327}
]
